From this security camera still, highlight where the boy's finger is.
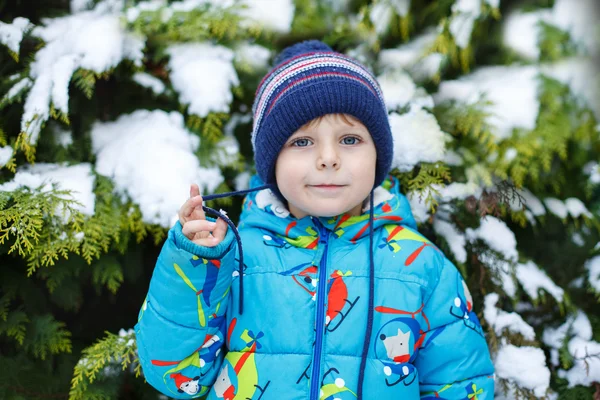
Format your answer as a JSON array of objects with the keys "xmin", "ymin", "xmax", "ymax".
[
  {"xmin": 212, "ymin": 217, "xmax": 228, "ymax": 242},
  {"xmin": 182, "ymin": 195, "xmax": 204, "ymax": 218},
  {"xmin": 190, "ymin": 183, "xmax": 200, "ymax": 198},
  {"xmin": 182, "ymin": 219, "xmax": 216, "ymax": 238}
]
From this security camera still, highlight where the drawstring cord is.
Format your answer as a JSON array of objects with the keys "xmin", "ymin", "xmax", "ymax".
[
  {"xmin": 357, "ymin": 188, "xmax": 375, "ymax": 399},
  {"xmin": 199, "ymin": 185, "xmax": 376, "ymax": 397},
  {"xmin": 201, "ymin": 184, "xmax": 273, "ymax": 315}
]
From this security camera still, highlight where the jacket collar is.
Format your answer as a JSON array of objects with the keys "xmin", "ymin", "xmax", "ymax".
[{"xmin": 238, "ymin": 174, "xmax": 417, "ymax": 248}]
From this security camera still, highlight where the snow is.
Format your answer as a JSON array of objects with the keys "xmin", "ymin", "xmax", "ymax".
[
  {"xmin": 234, "ymin": 42, "xmax": 271, "ymax": 71},
  {"xmin": 541, "ymin": 57, "xmax": 600, "ymax": 118},
  {"xmin": 434, "ymin": 65, "xmax": 540, "ymax": 140},
  {"xmin": 166, "ymin": 42, "xmax": 239, "ymax": 118},
  {"xmin": 466, "ymin": 216, "xmax": 518, "ymax": 261},
  {"xmin": 132, "ymin": 72, "xmax": 165, "ymax": 95},
  {"xmin": 378, "ymin": 29, "xmax": 437, "ymax": 69},
  {"xmin": 433, "ymin": 218, "xmax": 467, "ymax": 263},
  {"xmin": 0, "ymin": 17, "xmax": 31, "ymax": 54},
  {"xmin": 543, "ymin": 198, "xmax": 567, "ymax": 219},
  {"xmin": 125, "ymin": 0, "xmax": 165, "ymax": 22},
  {"xmin": 502, "ymin": 0, "xmax": 600, "ymax": 58},
  {"xmin": 377, "ymin": 70, "xmax": 416, "ymax": 110},
  {"xmin": 234, "ymin": 171, "xmax": 251, "ymax": 191},
  {"xmin": 238, "ymin": 0, "xmax": 295, "ymax": 33},
  {"xmin": 449, "ymin": 0, "xmax": 482, "ymax": 48},
  {"xmin": 564, "ymin": 198, "xmax": 592, "ymax": 218},
  {"xmin": 377, "ymin": 29, "xmax": 444, "ymax": 83},
  {"xmin": 21, "ymin": 0, "xmax": 145, "ymax": 144},
  {"xmin": 515, "ymin": 260, "xmax": 564, "ymax": 302},
  {"xmin": 71, "ymin": 0, "xmax": 94, "ymax": 13},
  {"xmin": 502, "ymin": 9, "xmax": 552, "ymax": 60},
  {"xmin": 544, "ymin": 310, "xmax": 600, "ymax": 387},
  {"xmin": 466, "ymin": 216, "xmax": 518, "ymax": 296},
  {"xmin": 407, "ymin": 192, "xmax": 430, "ymax": 224},
  {"xmin": 584, "ymin": 161, "xmax": 600, "ymax": 184},
  {"xmin": 4, "ymin": 78, "xmax": 32, "ymax": 102},
  {"xmin": 370, "ymin": 2, "xmax": 394, "ymax": 36},
  {"xmin": 53, "ymin": 125, "xmax": 73, "ymax": 148},
  {"xmin": 494, "ymin": 344, "xmax": 550, "ymax": 397},
  {"xmin": 585, "ymin": 255, "xmax": 600, "ymax": 292},
  {"xmin": 544, "ymin": 311, "xmax": 591, "ymax": 347},
  {"xmin": 484, "ymin": 293, "xmax": 536, "ymax": 340},
  {"xmin": 389, "ymin": 109, "xmax": 450, "ymax": 171},
  {"xmin": 516, "ymin": 188, "xmax": 545, "ymax": 216},
  {"xmin": 0, "ymin": 163, "xmax": 96, "ymax": 220},
  {"xmin": 90, "ymin": 109, "xmax": 223, "ymax": 228},
  {"xmin": 551, "ymin": 0, "xmax": 600, "ymax": 56},
  {"xmin": 0, "ymin": 146, "xmax": 14, "ymax": 168}
]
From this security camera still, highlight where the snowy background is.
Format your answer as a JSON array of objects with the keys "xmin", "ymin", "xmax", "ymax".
[{"xmin": 1, "ymin": 0, "xmax": 600, "ymax": 398}]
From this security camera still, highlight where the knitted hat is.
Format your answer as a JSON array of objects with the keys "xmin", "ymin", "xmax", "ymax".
[{"xmin": 251, "ymin": 39, "xmax": 393, "ymax": 190}]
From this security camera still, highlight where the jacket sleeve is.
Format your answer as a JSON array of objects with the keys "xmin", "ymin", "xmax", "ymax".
[
  {"xmin": 134, "ymin": 217, "xmax": 237, "ymax": 398},
  {"xmin": 415, "ymin": 256, "xmax": 495, "ymax": 399}
]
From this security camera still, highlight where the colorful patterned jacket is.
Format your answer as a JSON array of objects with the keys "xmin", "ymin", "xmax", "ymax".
[{"xmin": 134, "ymin": 174, "xmax": 495, "ymax": 399}]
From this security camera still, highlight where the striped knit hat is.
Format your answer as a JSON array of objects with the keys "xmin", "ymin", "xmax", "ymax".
[{"xmin": 251, "ymin": 39, "xmax": 393, "ymax": 190}]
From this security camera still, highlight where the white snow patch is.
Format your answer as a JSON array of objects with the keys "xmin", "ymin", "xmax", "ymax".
[
  {"xmin": 495, "ymin": 344, "xmax": 550, "ymax": 397},
  {"xmin": 238, "ymin": 0, "xmax": 295, "ymax": 33},
  {"xmin": 484, "ymin": 293, "xmax": 535, "ymax": 340},
  {"xmin": 585, "ymin": 255, "xmax": 600, "ymax": 293},
  {"xmin": 466, "ymin": 216, "xmax": 518, "ymax": 261},
  {"xmin": 0, "ymin": 146, "xmax": 14, "ymax": 168},
  {"xmin": 433, "ymin": 218, "xmax": 467, "ymax": 263},
  {"xmin": 389, "ymin": 109, "xmax": 450, "ymax": 171},
  {"xmin": 449, "ymin": 0, "xmax": 482, "ymax": 48},
  {"xmin": 234, "ymin": 42, "xmax": 271, "ymax": 71},
  {"xmin": 4, "ymin": 78, "xmax": 32, "ymax": 102},
  {"xmin": 541, "ymin": 58, "xmax": 600, "ymax": 118},
  {"xmin": 502, "ymin": 9, "xmax": 552, "ymax": 60},
  {"xmin": 90, "ymin": 109, "xmax": 223, "ymax": 227},
  {"xmin": 0, "ymin": 17, "xmax": 32, "ymax": 54},
  {"xmin": 132, "ymin": 72, "xmax": 165, "ymax": 95},
  {"xmin": 21, "ymin": 0, "xmax": 145, "ymax": 144},
  {"xmin": 544, "ymin": 197, "xmax": 567, "ymax": 219},
  {"xmin": 166, "ymin": 42, "xmax": 239, "ymax": 117},
  {"xmin": 515, "ymin": 260, "xmax": 564, "ymax": 302},
  {"xmin": 378, "ymin": 29, "xmax": 443, "ymax": 82},
  {"xmin": 0, "ymin": 163, "xmax": 96, "ymax": 220},
  {"xmin": 583, "ymin": 161, "xmax": 600, "ymax": 184},
  {"xmin": 434, "ymin": 65, "xmax": 540, "ymax": 140},
  {"xmin": 377, "ymin": 70, "xmax": 417, "ymax": 110}
]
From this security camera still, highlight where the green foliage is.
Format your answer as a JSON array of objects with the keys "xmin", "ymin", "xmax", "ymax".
[
  {"xmin": 127, "ymin": 2, "xmax": 263, "ymax": 43},
  {"xmin": 69, "ymin": 329, "xmax": 141, "ymax": 400}
]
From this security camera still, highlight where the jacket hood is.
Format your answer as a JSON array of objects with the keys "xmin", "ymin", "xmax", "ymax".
[{"xmin": 238, "ymin": 174, "xmax": 418, "ymax": 248}]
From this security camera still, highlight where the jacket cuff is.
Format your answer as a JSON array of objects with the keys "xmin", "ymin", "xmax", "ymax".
[{"xmin": 171, "ymin": 217, "xmax": 235, "ymax": 259}]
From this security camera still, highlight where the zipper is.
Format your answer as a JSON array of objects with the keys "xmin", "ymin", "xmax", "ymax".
[{"xmin": 310, "ymin": 217, "xmax": 329, "ymax": 400}]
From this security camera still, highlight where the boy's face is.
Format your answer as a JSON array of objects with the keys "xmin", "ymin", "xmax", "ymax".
[{"xmin": 275, "ymin": 113, "xmax": 377, "ymax": 219}]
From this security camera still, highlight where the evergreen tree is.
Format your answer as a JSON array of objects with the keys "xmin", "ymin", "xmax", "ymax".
[{"xmin": 0, "ymin": 0, "xmax": 599, "ymax": 398}]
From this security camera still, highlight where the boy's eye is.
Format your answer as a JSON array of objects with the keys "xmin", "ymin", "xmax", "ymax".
[
  {"xmin": 342, "ymin": 136, "xmax": 360, "ymax": 145},
  {"xmin": 291, "ymin": 138, "xmax": 312, "ymax": 147}
]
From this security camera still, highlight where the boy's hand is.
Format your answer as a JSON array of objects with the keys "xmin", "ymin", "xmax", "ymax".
[{"xmin": 178, "ymin": 184, "xmax": 228, "ymax": 247}]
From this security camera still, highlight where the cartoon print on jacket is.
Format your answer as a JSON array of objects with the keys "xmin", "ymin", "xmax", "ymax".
[
  {"xmin": 170, "ymin": 373, "xmax": 201, "ymax": 395},
  {"xmin": 214, "ymin": 317, "xmax": 271, "ymax": 400},
  {"xmin": 281, "ymin": 264, "xmax": 359, "ymax": 332},
  {"xmin": 319, "ymin": 368, "xmax": 357, "ymax": 399},
  {"xmin": 449, "ymin": 271, "xmax": 484, "ymax": 337},
  {"xmin": 134, "ymin": 174, "xmax": 495, "ymax": 399},
  {"xmin": 373, "ymin": 305, "xmax": 426, "ymax": 387}
]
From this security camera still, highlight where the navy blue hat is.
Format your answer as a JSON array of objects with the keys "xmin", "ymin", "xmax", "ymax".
[{"xmin": 251, "ymin": 40, "xmax": 393, "ymax": 190}]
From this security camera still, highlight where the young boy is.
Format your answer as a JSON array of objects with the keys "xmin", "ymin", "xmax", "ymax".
[{"xmin": 134, "ymin": 40, "xmax": 494, "ymax": 399}]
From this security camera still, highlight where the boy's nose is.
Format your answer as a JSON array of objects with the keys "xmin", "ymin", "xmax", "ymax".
[{"xmin": 317, "ymin": 145, "xmax": 340, "ymax": 170}]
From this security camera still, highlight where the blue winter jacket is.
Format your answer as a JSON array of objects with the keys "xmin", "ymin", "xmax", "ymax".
[{"xmin": 134, "ymin": 174, "xmax": 495, "ymax": 399}]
